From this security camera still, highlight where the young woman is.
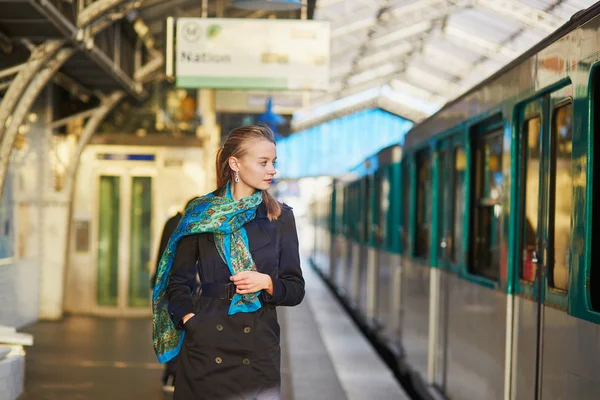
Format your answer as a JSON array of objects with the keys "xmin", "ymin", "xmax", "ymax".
[{"xmin": 152, "ymin": 125, "xmax": 305, "ymax": 400}]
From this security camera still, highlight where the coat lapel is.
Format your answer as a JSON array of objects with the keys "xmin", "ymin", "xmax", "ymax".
[{"xmin": 247, "ymin": 203, "xmax": 270, "ymax": 253}]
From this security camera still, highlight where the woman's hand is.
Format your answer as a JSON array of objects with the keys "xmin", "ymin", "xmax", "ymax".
[
  {"xmin": 230, "ymin": 271, "xmax": 273, "ymax": 296},
  {"xmin": 182, "ymin": 313, "xmax": 195, "ymax": 325}
]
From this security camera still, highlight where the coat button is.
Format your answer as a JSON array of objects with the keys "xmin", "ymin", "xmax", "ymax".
[
  {"xmin": 242, "ymin": 358, "xmax": 250, "ymax": 365},
  {"xmin": 215, "ymin": 357, "xmax": 222, "ymax": 364},
  {"xmin": 216, "ymin": 325, "xmax": 223, "ymax": 331},
  {"xmin": 243, "ymin": 327, "xmax": 251, "ymax": 334}
]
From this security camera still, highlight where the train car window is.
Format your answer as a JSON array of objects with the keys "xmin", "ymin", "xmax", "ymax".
[
  {"xmin": 342, "ymin": 186, "xmax": 349, "ymax": 235},
  {"xmin": 415, "ymin": 149, "xmax": 431, "ymax": 259},
  {"xmin": 549, "ymin": 103, "xmax": 573, "ymax": 292},
  {"xmin": 373, "ymin": 175, "xmax": 381, "ymax": 245},
  {"xmin": 347, "ymin": 184, "xmax": 352, "ymax": 239},
  {"xmin": 452, "ymin": 146, "xmax": 466, "ymax": 264},
  {"xmin": 520, "ymin": 117, "xmax": 541, "ymax": 283},
  {"xmin": 377, "ymin": 173, "xmax": 390, "ymax": 247},
  {"xmin": 401, "ymin": 162, "xmax": 411, "ymax": 253},
  {"xmin": 352, "ymin": 183, "xmax": 359, "ymax": 240},
  {"xmin": 336, "ymin": 184, "xmax": 345, "ymax": 235},
  {"xmin": 592, "ymin": 71, "xmax": 600, "ymax": 311},
  {"xmin": 364, "ymin": 179, "xmax": 371, "ymax": 243},
  {"xmin": 470, "ymin": 129, "xmax": 503, "ymax": 280}
]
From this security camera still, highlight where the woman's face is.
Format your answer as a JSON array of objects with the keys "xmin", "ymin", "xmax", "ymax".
[{"xmin": 235, "ymin": 138, "xmax": 277, "ymax": 191}]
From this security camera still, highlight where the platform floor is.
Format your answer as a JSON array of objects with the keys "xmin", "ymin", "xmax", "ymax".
[{"xmin": 18, "ymin": 264, "xmax": 408, "ymax": 400}]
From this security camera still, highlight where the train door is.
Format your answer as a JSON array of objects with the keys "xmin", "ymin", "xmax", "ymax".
[
  {"xmin": 95, "ymin": 168, "xmax": 154, "ymax": 316},
  {"xmin": 434, "ymin": 135, "xmax": 464, "ymax": 391},
  {"xmin": 514, "ymin": 86, "xmax": 573, "ymax": 399},
  {"xmin": 434, "ymin": 140, "xmax": 451, "ymax": 390}
]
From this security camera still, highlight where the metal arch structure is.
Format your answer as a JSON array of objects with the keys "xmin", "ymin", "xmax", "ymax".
[
  {"xmin": 0, "ymin": 47, "xmax": 75, "ymax": 196},
  {"xmin": 300, "ymin": 0, "xmax": 578, "ymax": 129},
  {"xmin": 64, "ymin": 91, "xmax": 125, "ymax": 195},
  {"xmin": 77, "ymin": 0, "xmax": 140, "ymax": 29},
  {"xmin": 0, "ymin": 41, "xmax": 64, "ymax": 141}
]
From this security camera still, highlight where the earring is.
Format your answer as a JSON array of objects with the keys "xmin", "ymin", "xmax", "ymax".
[{"xmin": 235, "ymin": 171, "xmax": 239, "ymax": 183}]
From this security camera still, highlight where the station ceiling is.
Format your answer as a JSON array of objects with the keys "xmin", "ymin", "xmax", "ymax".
[{"xmin": 293, "ymin": 0, "xmax": 597, "ymax": 129}]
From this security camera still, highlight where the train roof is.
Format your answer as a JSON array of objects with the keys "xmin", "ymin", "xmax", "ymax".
[{"xmin": 335, "ymin": 142, "xmax": 402, "ymax": 183}]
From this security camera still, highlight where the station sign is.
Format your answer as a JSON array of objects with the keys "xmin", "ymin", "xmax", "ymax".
[{"xmin": 171, "ymin": 18, "xmax": 330, "ymax": 91}]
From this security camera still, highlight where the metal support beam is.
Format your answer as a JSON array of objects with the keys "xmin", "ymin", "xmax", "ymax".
[
  {"xmin": 78, "ymin": 0, "xmax": 139, "ymax": 28},
  {"xmin": 53, "ymin": 72, "xmax": 94, "ymax": 103},
  {"xmin": 49, "ymin": 108, "xmax": 99, "ymax": 129},
  {"xmin": 334, "ymin": 35, "xmax": 430, "ymax": 80},
  {"xmin": 0, "ymin": 41, "xmax": 63, "ymax": 141},
  {"xmin": 443, "ymin": 26, "xmax": 519, "ymax": 63},
  {"xmin": 88, "ymin": 17, "xmax": 116, "ymax": 37},
  {"xmin": 331, "ymin": 15, "xmax": 376, "ymax": 39},
  {"xmin": 404, "ymin": 66, "xmax": 467, "ymax": 98},
  {"xmin": 330, "ymin": 20, "xmax": 431, "ymax": 62},
  {"xmin": 65, "ymin": 91, "xmax": 125, "ymax": 191},
  {"xmin": 32, "ymin": 0, "xmax": 144, "ymax": 100},
  {"xmin": 134, "ymin": 52, "xmax": 164, "ymax": 83},
  {"xmin": 330, "ymin": 0, "xmax": 467, "ymax": 39},
  {"xmin": 0, "ymin": 63, "xmax": 24, "ymax": 80},
  {"xmin": 0, "ymin": 47, "xmax": 75, "ymax": 195},
  {"xmin": 390, "ymin": 78, "xmax": 447, "ymax": 105},
  {"xmin": 475, "ymin": 0, "xmax": 564, "ymax": 34},
  {"xmin": 85, "ymin": 1, "xmax": 141, "ymax": 37},
  {"xmin": 346, "ymin": 60, "xmax": 406, "ymax": 87}
]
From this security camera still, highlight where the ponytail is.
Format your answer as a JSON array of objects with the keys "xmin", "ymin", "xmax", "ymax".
[{"xmin": 262, "ymin": 191, "xmax": 281, "ymax": 221}]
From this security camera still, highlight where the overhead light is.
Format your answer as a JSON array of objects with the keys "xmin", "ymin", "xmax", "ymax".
[{"xmin": 231, "ymin": 0, "xmax": 303, "ymax": 11}]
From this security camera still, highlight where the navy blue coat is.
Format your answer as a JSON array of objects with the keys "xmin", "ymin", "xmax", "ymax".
[{"xmin": 166, "ymin": 202, "xmax": 305, "ymax": 399}]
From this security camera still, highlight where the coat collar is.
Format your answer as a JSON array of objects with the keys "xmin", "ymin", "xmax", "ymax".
[{"xmin": 255, "ymin": 202, "xmax": 268, "ymax": 220}]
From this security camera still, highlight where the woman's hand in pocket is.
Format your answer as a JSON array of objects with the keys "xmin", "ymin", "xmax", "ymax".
[{"xmin": 182, "ymin": 313, "xmax": 195, "ymax": 326}]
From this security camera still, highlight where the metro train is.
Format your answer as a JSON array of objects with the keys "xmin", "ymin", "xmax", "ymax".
[{"xmin": 309, "ymin": 4, "xmax": 600, "ymax": 400}]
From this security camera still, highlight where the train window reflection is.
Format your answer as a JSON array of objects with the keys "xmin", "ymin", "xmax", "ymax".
[
  {"xmin": 452, "ymin": 146, "xmax": 466, "ymax": 264},
  {"xmin": 470, "ymin": 128, "xmax": 503, "ymax": 280},
  {"xmin": 401, "ymin": 162, "xmax": 411, "ymax": 253},
  {"xmin": 592, "ymin": 74, "xmax": 600, "ymax": 310},
  {"xmin": 549, "ymin": 103, "xmax": 573, "ymax": 292},
  {"xmin": 521, "ymin": 117, "xmax": 541, "ymax": 283},
  {"xmin": 415, "ymin": 149, "xmax": 431, "ymax": 259},
  {"xmin": 377, "ymin": 173, "xmax": 390, "ymax": 248},
  {"xmin": 363, "ymin": 179, "xmax": 371, "ymax": 243}
]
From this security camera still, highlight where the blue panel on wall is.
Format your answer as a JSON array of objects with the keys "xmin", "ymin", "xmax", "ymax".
[{"xmin": 276, "ymin": 108, "xmax": 412, "ymax": 179}]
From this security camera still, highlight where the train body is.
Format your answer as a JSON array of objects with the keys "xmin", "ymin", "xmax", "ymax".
[{"xmin": 310, "ymin": 4, "xmax": 600, "ymax": 399}]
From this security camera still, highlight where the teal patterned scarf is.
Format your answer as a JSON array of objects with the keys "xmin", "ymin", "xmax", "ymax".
[{"xmin": 152, "ymin": 183, "xmax": 263, "ymax": 363}]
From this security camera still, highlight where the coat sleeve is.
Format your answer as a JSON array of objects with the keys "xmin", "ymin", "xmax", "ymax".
[
  {"xmin": 261, "ymin": 207, "xmax": 305, "ymax": 307},
  {"xmin": 166, "ymin": 234, "xmax": 198, "ymax": 329}
]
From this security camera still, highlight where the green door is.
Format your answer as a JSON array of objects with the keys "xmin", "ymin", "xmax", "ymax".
[{"xmin": 97, "ymin": 174, "xmax": 153, "ymax": 312}]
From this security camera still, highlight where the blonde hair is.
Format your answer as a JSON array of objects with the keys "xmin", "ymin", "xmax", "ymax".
[{"xmin": 215, "ymin": 125, "xmax": 281, "ymax": 220}]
